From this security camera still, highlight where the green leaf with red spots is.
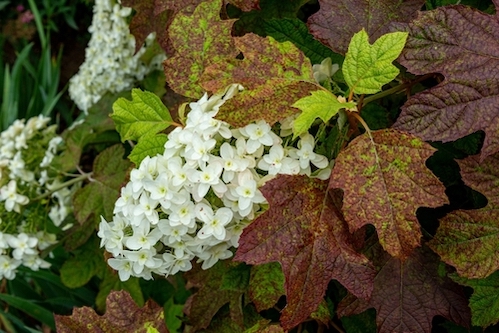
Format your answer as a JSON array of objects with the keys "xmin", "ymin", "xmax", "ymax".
[
  {"xmin": 55, "ymin": 290, "xmax": 168, "ymax": 333},
  {"xmin": 163, "ymin": 0, "xmax": 238, "ymax": 98},
  {"xmin": 235, "ymin": 175, "xmax": 375, "ymax": 330},
  {"xmin": 307, "ymin": 0, "xmax": 424, "ymax": 55},
  {"xmin": 184, "ymin": 261, "xmax": 247, "ymax": 331},
  {"xmin": 201, "ymin": 34, "xmax": 321, "ymax": 127},
  {"xmin": 248, "ymin": 262, "xmax": 285, "ymax": 312},
  {"xmin": 329, "ymin": 129, "xmax": 448, "ymax": 258},
  {"xmin": 429, "ymin": 153, "xmax": 499, "ymax": 279},
  {"xmin": 393, "ymin": 0, "xmax": 499, "ymax": 161},
  {"xmin": 123, "ymin": 0, "xmax": 204, "ymax": 54},
  {"xmin": 338, "ymin": 244, "xmax": 471, "ymax": 333}
]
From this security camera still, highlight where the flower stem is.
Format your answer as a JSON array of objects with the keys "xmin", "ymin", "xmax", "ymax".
[{"xmin": 33, "ymin": 172, "xmax": 92, "ymax": 201}]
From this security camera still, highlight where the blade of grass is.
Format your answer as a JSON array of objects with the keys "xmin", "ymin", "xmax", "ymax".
[{"xmin": 0, "ymin": 293, "xmax": 55, "ymax": 330}]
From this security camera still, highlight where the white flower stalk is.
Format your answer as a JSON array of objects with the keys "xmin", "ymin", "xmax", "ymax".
[
  {"xmin": 99, "ymin": 86, "xmax": 332, "ymax": 281},
  {"xmin": 68, "ymin": 0, "xmax": 166, "ymax": 112}
]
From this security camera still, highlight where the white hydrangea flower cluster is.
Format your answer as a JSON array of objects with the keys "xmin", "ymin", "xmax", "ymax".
[
  {"xmin": 69, "ymin": 0, "xmax": 165, "ymax": 112},
  {"xmin": 99, "ymin": 87, "xmax": 332, "ymax": 281},
  {"xmin": 0, "ymin": 116, "xmax": 77, "ymax": 280}
]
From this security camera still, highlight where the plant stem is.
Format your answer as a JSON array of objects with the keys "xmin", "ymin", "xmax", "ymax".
[
  {"xmin": 33, "ymin": 173, "xmax": 92, "ymax": 201},
  {"xmin": 362, "ymin": 73, "xmax": 436, "ymax": 106}
]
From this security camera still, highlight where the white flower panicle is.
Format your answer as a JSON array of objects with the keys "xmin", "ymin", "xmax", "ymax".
[
  {"xmin": 99, "ymin": 86, "xmax": 333, "ymax": 281},
  {"xmin": 0, "ymin": 116, "xmax": 76, "ymax": 280},
  {"xmin": 68, "ymin": 0, "xmax": 166, "ymax": 112}
]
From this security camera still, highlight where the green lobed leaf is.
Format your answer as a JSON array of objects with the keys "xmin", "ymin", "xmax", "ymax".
[
  {"xmin": 111, "ymin": 89, "xmax": 173, "ymax": 142},
  {"xmin": 248, "ymin": 262, "xmax": 285, "ymax": 312},
  {"xmin": 451, "ymin": 271, "xmax": 499, "ymax": 327},
  {"xmin": 129, "ymin": 133, "xmax": 168, "ymax": 166},
  {"xmin": 73, "ymin": 145, "xmax": 132, "ymax": 226},
  {"xmin": 163, "ymin": 0, "xmax": 238, "ymax": 98},
  {"xmin": 292, "ymin": 89, "xmax": 356, "ymax": 137},
  {"xmin": 307, "ymin": 0, "xmax": 424, "ymax": 55},
  {"xmin": 343, "ymin": 29, "xmax": 408, "ymax": 94},
  {"xmin": 163, "ymin": 297, "xmax": 184, "ymax": 332},
  {"xmin": 329, "ymin": 129, "xmax": 448, "ymax": 258},
  {"xmin": 202, "ymin": 34, "xmax": 321, "ymax": 127}
]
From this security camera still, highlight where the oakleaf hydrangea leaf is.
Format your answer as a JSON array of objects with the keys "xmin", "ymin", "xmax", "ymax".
[
  {"xmin": 163, "ymin": 0, "xmax": 238, "ymax": 98},
  {"xmin": 452, "ymin": 271, "xmax": 499, "ymax": 327},
  {"xmin": 307, "ymin": 0, "xmax": 424, "ymax": 55},
  {"xmin": 123, "ymin": 0, "xmax": 204, "ymax": 54},
  {"xmin": 111, "ymin": 89, "xmax": 173, "ymax": 142},
  {"xmin": 128, "ymin": 133, "xmax": 168, "ymax": 166},
  {"xmin": 343, "ymin": 29, "xmax": 408, "ymax": 94},
  {"xmin": 292, "ymin": 90, "xmax": 356, "ymax": 137},
  {"xmin": 248, "ymin": 262, "xmax": 285, "ymax": 312},
  {"xmin": 235, "ymin": 175, "xmax": 375, "ymax": 330},
  {"xmin": 73, "ymin": 145, "xmax": 132, "ymax": 225},
  {"xmin": 228, "ymin": 0, "xmax": 260, "ymax": 11},
  {"xmin": 55, "ymin": 290, "xmax": 167, "ymax": 333},
  {"xmin": 202, "ymin": 34, "xmax": 321, "ymax": 127},
  {"xmin": 338, "ymin": 244, "xmax": 471, "ymax": 333},
  {"xmin": 184, "ymin": 261, "xmax": 246, "ymax": 331},
  {"xmin": 393, "ymin": 0, "xmax": 499, "ymax": 161},
  {"xmin": 263, "ymin": 18, "xmax": 344, "ymax": 66},
  {"xmin": 329, "ymin": 129, "xmax": 448, "ymax": 258},
  {"xmin": 429, "ymin": 153, "xmax": 499, "ymax": 279}
]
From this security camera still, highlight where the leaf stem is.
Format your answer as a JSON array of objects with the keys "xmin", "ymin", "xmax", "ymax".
[
  {"xmin": 33, "ymin": 173, "xmax": 92, "ymax": 201},
  {"xmin": 362, "ymin": 73, "xmax": 435, "ymax": 106}
]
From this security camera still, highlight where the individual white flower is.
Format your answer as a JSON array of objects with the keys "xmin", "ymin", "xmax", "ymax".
[
  {"xmin": 195, "ymin": 203, "xmax": 233, "ymax": 241},
  {"xmin": 108, "ymin": 256, "xmax": 134, "ymax": 281},
  {"xmin": 0, "ymin": 180, "xmax": 29, "ymax": 213},
  {"xmin": 6, "ymin": 233, "xmax": 38, "ymax": 260},
  {"xmin": 258, "ymin": 145, "xmax": 300, "ymax": 175},
  {"xmin": 125, "ymin": 222, "xmax": 163, "ymax": 250},
  {"xmin": 161, "ymin": 250, "xmax": 194, "ymax": 275},
  {"xmin": 0, "ymin": 255, "xmax": 21, "ymax": 280},
  {"xmin": 198, "ymin": 243, "xmax": 233, "ymax": 270},
  {"xmin": 188, "ymin": 161, "xmax": 226, "ymax": 202},
  {"xmin": 312, "ymin": 57, "xmax": 339, "ymax": 84},
  {"xmin": 123, "ymin": 248, "xmax": 162, "ymax": 274},
  {"xmin": 231, "ymin": 170, "xmax": 266, "ymax": 212},
  {"xmin": 239, "ymin": 120, "xmax": 280, "ymax": 154}
]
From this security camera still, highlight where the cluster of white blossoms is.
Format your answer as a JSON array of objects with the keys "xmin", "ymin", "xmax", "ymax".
[
  {"xmin": 0, "ymin": 116, "xmax": 78, "ymax": 280},
  {"xmin": 69, "ymin": 0, "xmax": 165, "ymax": 112},
  {"xmin": 98, "ymin": 86, "xmax": 332, "ymax": 281}
]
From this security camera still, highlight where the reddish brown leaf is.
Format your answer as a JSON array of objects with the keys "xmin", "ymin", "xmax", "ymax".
[
  {"xmin": 55, "ymin": 290, "xmax": 167, "ymax": 333},
  {"xmin": 234, "ymin": 175, "xmax": 375, "ymax": 330},
  {"xmin": 329, "ymin": 129, "xmax": 448, "ymax": 258},
  {"xmin": 429, "ymin": 153, "xmax": 499, "ymax": 279},
  {"xmin": 202, "ymin": 34, "xmax": 320, "ymax": 127},
  {"xmin": 393, "ymin": 1, "xmax": 499, "ymax": 161},
  {"xmin": 184, "ymin": 261, "xmax": 246, "ymax": 331},
  {"xmin": 228, "ymin": 0, "xmax": 260, "ymax": 11},
  {"xmin": 338, "ymin": 244, "xmax": 471, "ymax": 333},
  {"xmin": 307, "ymin": 0, "xmax": 424, "ymax": 55}
]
